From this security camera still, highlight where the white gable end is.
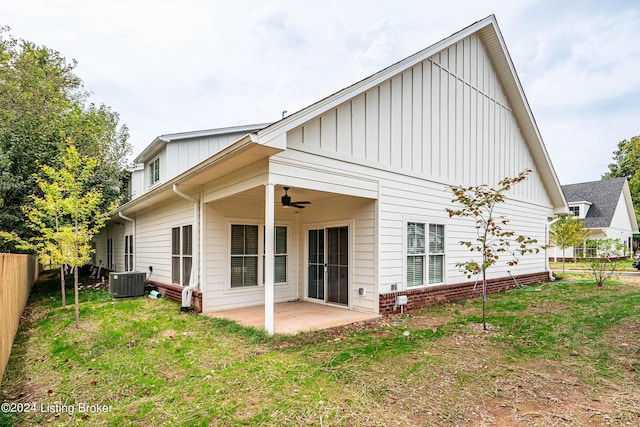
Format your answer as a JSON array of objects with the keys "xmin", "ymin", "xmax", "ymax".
[
  {"xmin": 287, "ymin": 32, "xmax": 551, "ymax": 207},
  {"xmin": 609, "ymin": 192, "xmax": 635, "ymax": 232}
]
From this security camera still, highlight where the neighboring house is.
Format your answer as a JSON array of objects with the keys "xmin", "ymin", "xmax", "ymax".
[
  {"xmin": 552, "ymin": 178, "xmax": 638, "ymax": 259},
  {"xmin": 94, "ymin": 15, "xmax": 567, "ymax": 333}
]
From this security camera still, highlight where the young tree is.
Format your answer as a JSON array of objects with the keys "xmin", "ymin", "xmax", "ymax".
[
  {"xmin": 549, "ymin": 215, "xmax": 591, "ymax": 273},
  {"xmin": 23, "ymin": 144, "xmax": 116, "ymax": 327},
  {"xmin": 584, "ymin": 238, "xmax": 625, "ymax": 287},
  {"xmin": 446, "ymin": 169, "xmax": 540, "ymax": 330}
]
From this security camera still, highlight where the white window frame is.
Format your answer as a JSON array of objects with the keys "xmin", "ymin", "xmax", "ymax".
[
  {"xmin": 228, "ymin": 221, "xmax": 289, "ymax": 290},
  {"xmin": 124, "ymin": 234, "xmax": 134, "ymax": 271},
  {"xmin": 107, "ymin": 238, "xmax": 114, "ymax": 270},
  {"xmin": 149, "ymin": 157, "xmax": 160, "ymax": 186},
  {"xmin": 171, "ymin": 225, "xmax": 193, "ymax": 286},
  {"xmin": 404, "ymin": 219, "xmax": 446, "ymax": 288}
]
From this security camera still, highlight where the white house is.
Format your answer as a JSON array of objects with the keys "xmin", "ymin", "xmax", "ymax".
[
  {"xmin": 551, "ymin": 178, "xmax": 638, "ymax": 259},
  {"xmin": 95, "ymin": 15, "xmax": 568, "ymax": 333}
]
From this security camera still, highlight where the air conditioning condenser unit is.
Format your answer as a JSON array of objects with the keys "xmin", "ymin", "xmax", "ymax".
[{"xmin": 109, "ymin": 272, "xmax": 146, "ymax": 298}]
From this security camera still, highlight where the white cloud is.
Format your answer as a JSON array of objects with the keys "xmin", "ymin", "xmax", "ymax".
[{"xmin": 1, "ymin": 0, "xmax": 638, "ymax": 184}]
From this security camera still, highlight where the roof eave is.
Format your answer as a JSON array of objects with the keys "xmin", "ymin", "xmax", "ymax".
[{"xmin": 118, "ymin": 133, "xmax": 282, "ymax": 215}]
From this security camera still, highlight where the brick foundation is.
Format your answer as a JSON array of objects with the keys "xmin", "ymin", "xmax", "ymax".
[
  {"xmin": 379, "ymin": 271, "xmax": 550, "ymax": 315},
  {"xmin": 146, "ymin": 280, "xmax": 203, "ymax": 312}
]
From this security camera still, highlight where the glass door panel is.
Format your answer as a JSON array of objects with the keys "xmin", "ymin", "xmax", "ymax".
[
  {"xmin": 307, "ymin": 229, "xmax": 324, "ymax": 300},
  {"xmin": 327, "ymin": 226, "xmax": 348, "ymax": 305}
]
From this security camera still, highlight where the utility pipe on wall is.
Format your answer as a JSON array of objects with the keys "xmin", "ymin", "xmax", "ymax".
[
  {"xmin": 546, "ymin": 216, "xmax": 563, "ymax": 280},
  {"xmin": 173, "ymin": 184, "xmax": 199, "ymax": 310}
]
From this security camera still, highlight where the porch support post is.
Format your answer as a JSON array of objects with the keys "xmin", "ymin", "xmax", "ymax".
[{"xmin": 264, "ymin": 183, "xmax": 275, "ymax": 335}]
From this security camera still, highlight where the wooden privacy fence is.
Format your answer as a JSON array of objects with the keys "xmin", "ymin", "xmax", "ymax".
[{"xmin": 1, "ymin": 254, "xmax": 39, "ymax": 384}]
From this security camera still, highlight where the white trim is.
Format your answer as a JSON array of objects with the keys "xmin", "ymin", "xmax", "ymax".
[
  {"xmin": 402, "ymin": 217, "xmax": 448, "ymax": 290},
  {"xmin": 149, "ymin": 156, "xmax": 161, "ymax": 187},
  {"xmin": 224, "ymin": 218, "xmax": 292, "ymax": 292},
  {"xmin": 302, "ymin": 220, "xmax": 354, "ymax": 309}
]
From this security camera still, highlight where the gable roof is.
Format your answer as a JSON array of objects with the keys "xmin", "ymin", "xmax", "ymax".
[
  {"xmin": 253, "ymin": 14, "xmax": 567, "ymax": 212},
  {"xmin": 562, "ymin": 178, "xmax": 629, "ymax": 228},
  {"xmin": 134, "ymin": 123, "xmax": 272, "ymax": 163}
]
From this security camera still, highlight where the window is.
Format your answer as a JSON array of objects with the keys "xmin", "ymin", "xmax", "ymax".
[
  {"xmin": 407, "ymin": 222, "xmax": 425, "ymax": 287},
  {"xmin": 263, "ymin": 226, "xmax": 288, "ymax": 284},
  {"xmin": 150, "ymin": 157, "xmax": 160, "ymax": 186},
  {"xmin": 231, "ymin": 225, "xmax": 259, "ymax": 288},
  {"xmin": 230, "ymin": 223, "xmax": 289, "ymax": 288},
  {"xmin": 172, "ymin": 225, "xmax": 193, "ymax": 286},
  {"xmin": 107, "ymin": 238, "xmax": 113, "ymax": 270},
  {"xmin": 124, "ymin": 234, "xmax": 133, "ymax": 271},
  {"xmin": 407, "ymin": 222, "xmax": 445, "ymax": 287},
  {"xmin": 569, "ymin": 206, "xmax": 579, "ymax": 217},
  {"xmin": 428, "ymin": 224, "xmax": 445, "ymax": 284}
]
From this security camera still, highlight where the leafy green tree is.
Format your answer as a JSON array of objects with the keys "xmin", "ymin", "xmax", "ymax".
[
  {"xmin": 446, "ymin": 169, "xmax": 540, "ymax": 330},
  {"xmin": 23, "ymin": 145, "xmax": 115, "ymax": 326},
  {"xmin": 0, "ymin": 26, "xmax": 130, "ymax": 252},
  {"xmin": 584, "ymin": 238, "xmax": 625, "ymax": 287},
  {"xmin": 603, "ymin": 135, "xmax": 640, "ymax": 223},
  {"xmin": 549, "ymin": 215, "xmax": 591, "ymax": 273}
]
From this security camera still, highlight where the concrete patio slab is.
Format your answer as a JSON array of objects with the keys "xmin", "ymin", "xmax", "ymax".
[{"xmin": 205, "ymin": 300, "xmax": 380, "ymax": 334}]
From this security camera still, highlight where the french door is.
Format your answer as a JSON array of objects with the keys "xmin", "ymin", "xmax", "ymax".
[{"xmin": 307, "ymin": 226, "xmax": 349, "ymax": 305}]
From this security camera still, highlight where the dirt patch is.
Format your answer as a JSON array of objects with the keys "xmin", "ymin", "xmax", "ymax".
[{"xmin": 605, "ymin": 320, "xmax": 640, "ymax": 374}]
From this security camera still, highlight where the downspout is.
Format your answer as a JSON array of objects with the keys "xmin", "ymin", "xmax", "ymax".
[
  {"xmin": 173, "ymin": 184, "xmax": 199, "ymax": 311},
  {"xmin": 118, "ymin": 212, "xmax": 136, "ymax": 271},
  {"xmin": 546, "ymin": 216, "xmax": 562, "ymax": 280}
]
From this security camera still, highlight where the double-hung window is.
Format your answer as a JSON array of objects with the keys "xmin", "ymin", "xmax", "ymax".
[
  {"xmin": 150, "ymin": 157, "xmax": 160, "ymax": 186},
  {"xmin": 230, "ymin": 225, "xmax": 259, "ymax": 288},
  {"xmin": 407, "ymin": 222, "xmax": 445, "ymax": 287},
  {"xmin": 107, "ymin": 238, "xmax": 113, "ymax": 270},
  {"xmin": 172, "ymin": 225, "xmax": 193, "ymax": 286},
  {"xmin": 230, "ymin": 223, "xmax": 288, "ymax": 288},
  {"xmin": 124, "ymin": 234, "xmax": 133, "ymax": 271},
  {"xmin": 263, "ymin": 226, "xmax": 288, "ymax": 284}
]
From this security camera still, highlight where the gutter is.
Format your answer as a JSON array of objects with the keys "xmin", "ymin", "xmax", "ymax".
[
  {"xmin": 118, "ymin": 212, "xmax": 135, "ymax": 271},
  {"xmin": 546, "ymin": 216, "xmax": 563, "ymax": 280},
  {"xmin": 173, "ymin": 184, "xmax": 199, "ymax": 311}
]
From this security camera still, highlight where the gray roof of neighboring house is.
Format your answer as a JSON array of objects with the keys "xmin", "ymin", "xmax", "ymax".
[{"xmin": 561, "ymin": 178, "xmax": 627, "ymax": 229}]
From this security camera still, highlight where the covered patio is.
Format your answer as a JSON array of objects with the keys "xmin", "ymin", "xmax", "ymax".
[{"xmin": 205, "ymin": 300, "xmax": 380, "ymax": 334}]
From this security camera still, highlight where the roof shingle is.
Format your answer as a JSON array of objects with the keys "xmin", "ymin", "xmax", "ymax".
[{"xmin": 561, "ymin": 178, "xmax": 626, "ymax": 228}]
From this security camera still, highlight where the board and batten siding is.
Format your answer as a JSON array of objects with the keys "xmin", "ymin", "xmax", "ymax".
[
  {"xmin": 287, "ymin": 32, "xmax": 547, "ymax": 204},
  {"xmin": 165, "ymin": 131, "xmax": 252, "ymax": 183}
]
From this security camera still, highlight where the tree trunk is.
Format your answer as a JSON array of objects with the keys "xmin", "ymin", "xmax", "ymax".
[
  {"xmin": 74, "ymin": 265, "xmax": 79, "ymax": 328},
  {"xmin": 482, "ymin": 269, "xmax": 487, "ymax": 331},
  {"xmin": 60, "ymin": 265, "xmax": 66, "ymax": 307}
]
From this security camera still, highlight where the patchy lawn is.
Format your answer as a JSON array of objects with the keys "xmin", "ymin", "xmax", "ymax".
[
  {"xmin": 1, "ymin": 273, "xmax": 639, "ymax": 426},
  {"xmin": 550, "ymin": 258, "xmax": 637, "ymax": 272}
]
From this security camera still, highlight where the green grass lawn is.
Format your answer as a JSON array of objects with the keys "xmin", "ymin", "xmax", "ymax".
[
  {"xmin": 550, "ymin": 257, "xmax": 638, "ymax": 272},
  {"xmin": 1, "ymin": 272, "xmax": 639, "ymax": 426}
]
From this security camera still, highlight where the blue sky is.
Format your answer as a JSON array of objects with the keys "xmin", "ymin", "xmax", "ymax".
[{"xmin": 2, "ymin": 0, "xmax": 639, "ymax": 184}]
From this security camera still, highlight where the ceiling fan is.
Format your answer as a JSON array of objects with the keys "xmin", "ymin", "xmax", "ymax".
[{"xmin": 281, "ymin": 187, "xmax": 311, "ymax": 209}]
